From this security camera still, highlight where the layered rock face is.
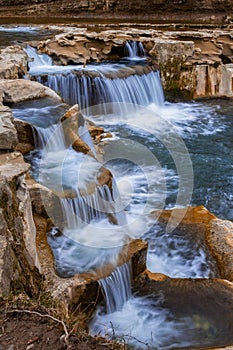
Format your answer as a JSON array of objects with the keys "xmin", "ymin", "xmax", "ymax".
[
  {"xmin": 35, "ymin": 27, "xmax": 233, "ymax": 99},
  {"xmin": 0, "ymin": 0, "xmax": 232, "ymax": 22}
]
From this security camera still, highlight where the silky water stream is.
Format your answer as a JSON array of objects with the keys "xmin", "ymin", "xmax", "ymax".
[{"xmin": 12, "ymin": 43, "xmax": 233, "ymax": 349}]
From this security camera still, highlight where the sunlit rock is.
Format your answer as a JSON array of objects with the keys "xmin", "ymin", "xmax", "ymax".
[
  {"xmin": 60, "ymin": 104, "xmax": 113, "ymax": 194},
  {"xmin": 0, "ymin": 79, "xmax": 61, "ymax": 104},
  {"xmin": 208, "ymin": 218, "xmax": 233, "ymax": 282}
]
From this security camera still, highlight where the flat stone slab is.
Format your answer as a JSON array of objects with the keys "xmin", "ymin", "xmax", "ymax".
[
  {"xmin": 0, "ymin": 151, "xmax": 30, "ymax": 180},
  {"xmin": 0, "ymin": 79, "xmax": 61, "ymax": 104}
]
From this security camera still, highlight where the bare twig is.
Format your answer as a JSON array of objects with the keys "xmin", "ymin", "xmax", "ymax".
[{"xmin": 7, "ymin": 309, "xmax": 70, "ymax": 346}]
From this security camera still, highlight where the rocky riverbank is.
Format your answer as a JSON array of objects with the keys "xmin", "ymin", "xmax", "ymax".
[
  {"xmin": 1, "ymin": 25, "xmax": 233, "ymax": 99},
  {"xmin": 0, "ymin": 0, "xmax": 232, "ymax": 25},
  {"xmin": 1, "ymin": 25, "xmax": 231, "ymax": 100},
  {"xmin": 0, "ymin": 23, "xmax": 233, "ymax": 349}
]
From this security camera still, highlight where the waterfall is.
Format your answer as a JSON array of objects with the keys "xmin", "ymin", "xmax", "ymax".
[
  {"xmin": 21, "ymin": 44, "xmax": 166, "ymax": 277},
  {"xmin": 26, "ymin": 45, "xmax": 53, "ymax": 70},
  {"xmin": 124, "ymin": 40, "xmax": 146, "ymax": 59},
  {"xmin": 36, "ymin": 70, "xmax": 164, "ymax": 109},
  {"xmin": 99, "ymin": 261, "xmax": 132, "ymax": 313},
  {"xmin": 59, "ymin": 183, "xmax": 126, "ymax": 228},
  {"xmin": 25, "ymin": 45, "xmax": 164, "ymax": 109}
]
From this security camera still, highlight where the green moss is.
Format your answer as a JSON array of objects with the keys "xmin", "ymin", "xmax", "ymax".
[{"xmin": 159, "ymin": 59, "xmax": 194, "ymax": 101}]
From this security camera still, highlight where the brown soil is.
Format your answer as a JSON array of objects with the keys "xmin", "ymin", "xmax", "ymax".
[{"xmin": 0, "ymin": 299, "xmax": 122, "ymax": 350}]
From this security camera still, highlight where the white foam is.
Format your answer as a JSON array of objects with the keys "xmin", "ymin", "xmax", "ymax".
[
  {"xmin": 0, "ymin": 25, "xmax": 38, "ymax": 32},
  {"xmin": 90, "ymin": 295, "xmax": 196, "ymax": 350}
]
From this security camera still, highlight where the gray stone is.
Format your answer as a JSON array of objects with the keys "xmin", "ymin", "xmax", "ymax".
[
  {"xmin": 0, "ymin": 45, "xmax": 28, "ymax": 80},
  {"xmin": 0, "ymin": 105, "xmax": 18, "ymax": 150},
  {"xmin": 0, "ymin": 151, "xmax": 30, "ymax": 180}
]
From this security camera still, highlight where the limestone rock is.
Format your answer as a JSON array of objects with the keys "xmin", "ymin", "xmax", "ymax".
[
  {"xmin": 13, "ymin": 118, "xmax": 35, "ymax": 155},
  {"xmin": 150, "ymin": 39, "xmax": 194, "ymax": 64},
  {"xmin": 60, "ymin": 104, "xmax": 95, "ymax": 157},
  {"xmin": 208, "ymin": 219, "xmax": 233, "ymax": 282},
  {"xmin": 88, "ymin": 125, "xmax": 105, "ymax": 139},
  {"xmin": 26, "ymin": 177, "xmax": 67, "ymax": 230},
  {"xmin": 0, "ymin": 151, "xmax": 30, "ymax": 179},
  {"xmin": 0, "ymin": 79, "xmax": 61, "ymax": 104},
  {"xmin": 0, "ymin": 234, "xmax": 13, "ymax": 296},
  {"xmin": 0, "ymin": 45, "xmax": 28, "ymax": 79},
  {"xmin": 195, "ymin": 63, "xmax": 233, "ymax": 98},
  {"xmin": 30, "ymin": 26, "xmax": 233, "ymax": 99},
  {"xmin": 0, "ymin": 105, "xmax": 18, "ymax": 150},
  {"xmin": 0, "ymin": 152, "xmax": 42, "ymax": 296}
]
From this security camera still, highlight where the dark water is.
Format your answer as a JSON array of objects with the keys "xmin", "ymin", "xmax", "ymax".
[
  {"xmin": 98, "ymin": 99, "xmax": 233, "ymax": 222},
  {"xmin": 0, "ymin": 25, "xmax": 59, "ymax": 47}
]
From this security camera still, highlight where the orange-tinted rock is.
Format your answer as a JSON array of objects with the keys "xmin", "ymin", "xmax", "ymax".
[
  {"xmin": 208, "ymin": 219, "xmax": 233, "ymax": 282},
  {"xmin": 97, "ymin": 166, "xmax": 112, "ymax": 189},
  {"xmin": 72, "ymin": 138, "xmax": 92, "ymax": 155},
  {"xmin": 88, "ymin": 125, "xmax": 105, "ymax": 139}
]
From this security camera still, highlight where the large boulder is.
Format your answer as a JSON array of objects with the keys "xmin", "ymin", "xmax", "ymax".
[
  {"xmin": 0, "ymin": 79, "xmax": 61, "ymax": 104},
  {"xmin": 13, "ymin": 118, "xmax": 35, "ymax": 154}
]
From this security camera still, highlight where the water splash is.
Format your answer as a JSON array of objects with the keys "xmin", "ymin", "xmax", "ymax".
[
  {"xmin": 26, "ymin": 45, "xmax": 53, "ymax": 69},
  {"xmin": 124, "ymin": 40, "xmax": 146, "ymax": 60}
]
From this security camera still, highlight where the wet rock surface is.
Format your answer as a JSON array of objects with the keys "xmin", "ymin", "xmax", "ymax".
[
  {"xmin": 151, "ymin": 206, "xmax": 233, "ymax": 281},
  {"xmin": 135, "ymin": 271, "xmax": 233, "ymax": 348}
]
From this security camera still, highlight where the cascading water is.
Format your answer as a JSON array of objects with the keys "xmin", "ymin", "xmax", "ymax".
[
  {"xmin": 26, "ymin": 45, "xmax": 53, "ymax": 68},
  {"xmin": 22, "ymin": 44, "xmax": 221, "ymax": 278},
  {"xmin": 13, "ymin": 98, "xmax": 130, "ymax": 277},
  {"xmin": 19, "ymin": 41, "xmax": 233, "ymax": 348},
  {"xmin": 99, "ymin": 261, "xmax": 132, "ymax": 314},
  {"xmin": 36, "ymin": 69, "xmax": 164, "ymax": 109},
  {"xmin": 25, "ymin": 45, "xmax": 164, "ymax": 109},
  {"xmin": 124, "ymin": 40, "xmax": 146, "ymax": 60}
]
